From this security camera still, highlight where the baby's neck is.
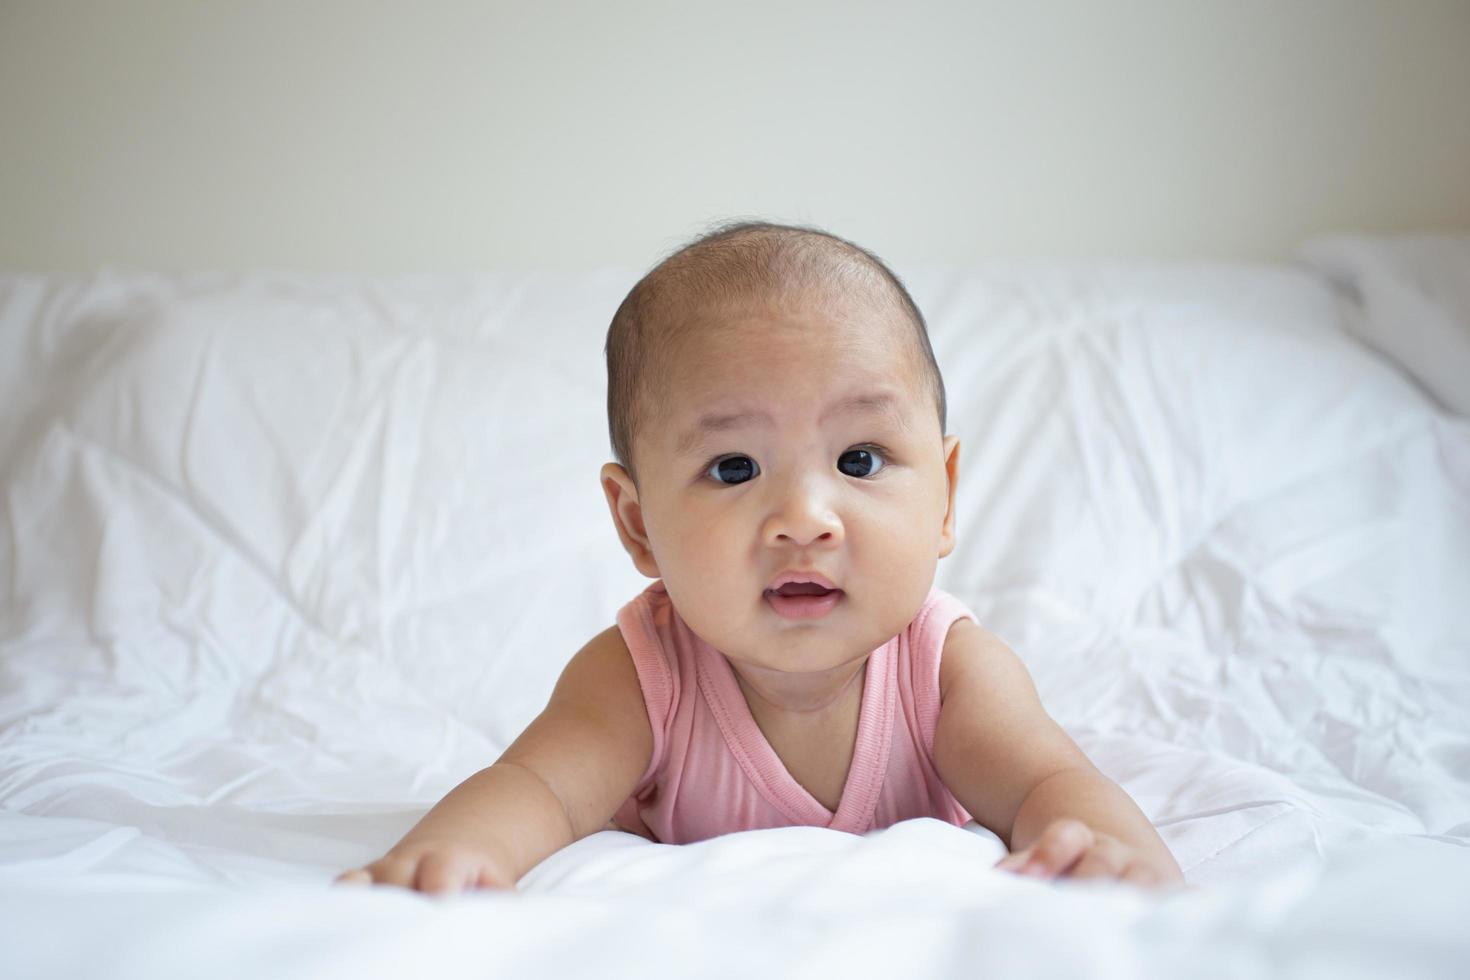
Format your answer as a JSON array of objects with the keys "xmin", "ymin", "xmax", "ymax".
[{"xmin": 727, "ymin": 653, "xmax": 868, "ymax": 718}]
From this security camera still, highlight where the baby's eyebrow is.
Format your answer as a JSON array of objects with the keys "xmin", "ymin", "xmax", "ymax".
[{"xmin": 674, "ymin": 392, "xmax": 909, "ymax": 456}]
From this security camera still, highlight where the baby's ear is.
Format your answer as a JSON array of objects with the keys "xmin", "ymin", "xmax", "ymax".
[
  {"xmin": 938, "ymin": 435, "xmax": 960, "ymax": 558},
  {"xmin": 601, "ymin": 462, "xmax": 661, "ymax": 578}
]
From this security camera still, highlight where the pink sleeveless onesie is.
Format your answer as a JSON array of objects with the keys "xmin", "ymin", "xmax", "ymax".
[{"xmin": 611, "ymin": 580, "xmax": 977, "ymax": 844}]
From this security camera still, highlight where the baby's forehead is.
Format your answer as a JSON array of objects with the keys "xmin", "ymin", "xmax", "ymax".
[
  {"xmin": 656, "ymin": 300, "xmax": 926, "ymax": 402},
  {"xmin": 662, "ymin": 283, "xmax": 912, "ymax": 353},
  {"xmin": 667, "ymin": 299, "xmax": 917, "ymax": 376}
]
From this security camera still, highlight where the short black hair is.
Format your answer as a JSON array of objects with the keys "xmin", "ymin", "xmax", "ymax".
[{"xmin": 604, "ymin": 219, "xmax": 946, "ymax": 484}]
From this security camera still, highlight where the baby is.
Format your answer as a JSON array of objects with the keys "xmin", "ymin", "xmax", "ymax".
[{"xmin": 337, "ymin": 221, "xmax": 1184, "ymax": 894}]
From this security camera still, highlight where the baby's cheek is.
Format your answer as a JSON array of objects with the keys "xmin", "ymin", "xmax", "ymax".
[
  {"xmin": 863, "ymin": 520, "xmax": 941, "ymax": 596},
  {"xmin": 661, "ymin": 530, "xmax": 749, "ymax": 609}
]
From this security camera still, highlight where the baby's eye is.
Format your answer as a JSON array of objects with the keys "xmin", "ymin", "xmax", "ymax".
[
  {"xmin": 707, "ymin": 455, "xmax": 760, "ymax": 485},
  {"xmin": 837, "ymin": 447, "xmax": 886, "ymax": 478}
]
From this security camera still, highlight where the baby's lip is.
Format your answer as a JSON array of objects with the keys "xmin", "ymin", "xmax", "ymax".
[{"xmin": 764, "ymin": 570, "xmax": 840, "ymax": 593}]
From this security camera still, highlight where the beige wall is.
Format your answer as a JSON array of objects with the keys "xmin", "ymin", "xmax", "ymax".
[{"xmin": 2, "ymin": 0, "xmax": 1467, "ymax": 273}]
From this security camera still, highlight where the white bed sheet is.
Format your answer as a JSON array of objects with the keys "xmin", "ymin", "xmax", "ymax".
[{"xmin": 0, "ymin": 263, "xmax": 1466, "ymax": 978}]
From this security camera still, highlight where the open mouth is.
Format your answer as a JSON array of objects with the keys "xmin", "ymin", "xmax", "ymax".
[
  {"xmin": 773, "ymin": 582, "xmax": 834, "ymax": 597},
  {"xmin": 764, "ymin": 582, "xmax": 844, "ymax": 620}
]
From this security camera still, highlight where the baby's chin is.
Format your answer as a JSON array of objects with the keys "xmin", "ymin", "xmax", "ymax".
[{"xmin": 712, "ymin": 616, "xmax": 880, "ymax": 672}]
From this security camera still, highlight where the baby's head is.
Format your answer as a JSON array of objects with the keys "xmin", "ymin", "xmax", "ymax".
[{"xmin": 600, "ymin": 221, "xmax": 960, "ymax": 674}]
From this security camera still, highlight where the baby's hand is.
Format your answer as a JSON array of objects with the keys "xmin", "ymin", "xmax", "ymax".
[
  {"xmin": 993, "ymin": 818, "xmax": 1169, "ymax": 889},
  {"xmin": 335, "ymin": 841, "xmax": 517, "ymax": 895}
]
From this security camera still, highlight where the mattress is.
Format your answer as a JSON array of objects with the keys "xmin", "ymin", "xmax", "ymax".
[{"xmin": 1, "ymin": 262, "xmax": 1466, "ymax": 978}]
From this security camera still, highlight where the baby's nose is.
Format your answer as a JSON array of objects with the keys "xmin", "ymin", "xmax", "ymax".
[
  {"xmin": 762, "ymin": 486, "xmax": 844, "ymax": 548},
  {"xmin": 772, "ymin": 525, "xmax": 838, "ymax": 547}
]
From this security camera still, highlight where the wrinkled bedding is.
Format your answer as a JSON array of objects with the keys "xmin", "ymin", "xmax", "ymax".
[{"xmin": 1, "ymin": 263, "xmax": 1467, "ymax": 978}]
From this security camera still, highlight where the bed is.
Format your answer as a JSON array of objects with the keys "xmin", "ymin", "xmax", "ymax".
[{"xmin": 1, "ymin": 242, "xmax": 1467, "ymax": 978}]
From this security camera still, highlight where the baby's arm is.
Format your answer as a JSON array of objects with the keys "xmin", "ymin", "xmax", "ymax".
[
  {"xmin": 336, "ymin": 625, "xmax": 653, "ymax": 893},
  {"xmin": 932, "ymin": 620, "xmax": 1183, "ymax": 889}
]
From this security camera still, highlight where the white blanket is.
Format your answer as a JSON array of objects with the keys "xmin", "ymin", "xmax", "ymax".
[{"xmin": 1, "ymin": 263, "xmax": 1467, "ymax": 978}]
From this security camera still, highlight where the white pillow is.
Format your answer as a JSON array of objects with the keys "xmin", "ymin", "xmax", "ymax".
[{"xmin": 1298, "ymin": 232, "xmax": 1470, "ymax": 415}]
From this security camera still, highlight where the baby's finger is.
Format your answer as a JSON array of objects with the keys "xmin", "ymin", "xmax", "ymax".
[
  {"xmin": 415, "ymin": 853, "xmax": 472, "ymax": 895},
  {"xmin": 1020, "ymin": 819, "xmax": 1094, "ymax": 877},
  {"xmin": 474, "ymin": 862, "xmax": 517, "ymax": 891},
  {"xmin": 366, "ymin": 854, "xmax": 418, "ymax": 889},
  {"xmin": 1068, "ymin": 837, "xmax": 1129, "ymax": 881},
  {"xmin": 994, "ymin": 849, "xmax": 1033, "ymax": 873},
  {"xmin": 1120, "ymin": 861, "xmax": 1160, "ymax": 889},
  {"xmin": 334, "ymin": 868, "xmax": 372, "ymax": 887}
]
